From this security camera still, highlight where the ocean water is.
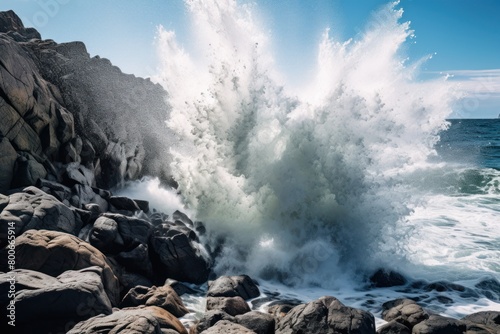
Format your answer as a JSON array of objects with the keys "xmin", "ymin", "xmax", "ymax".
[{"xmin": 121, "ymin": 0, "xmax": 500, "ymax": 326}]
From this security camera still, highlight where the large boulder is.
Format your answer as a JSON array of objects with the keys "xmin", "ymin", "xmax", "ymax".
[
  {"xmin": 0, "ymin": 229, "xmax": 120, "ymax": 305},
  {"xmin": 0, "ymin": 267, "xmax": 112, "ymax": 331},
  {"xmin": 189, "ymin": 310, "xmax": 236, "ymax": 334},
  {"xmin": 376, "ymin": 320, "xmax": 411, "ymax": 334},
  {"xmin": 121, "ymin": 284, "xmax": 189, "ymax": 317},
  {"xmin": 150, "ymin": 222, "xmax": 211, "ymax": 284},
  {"xmin": 275, "ymin": 296, "xmax": 375, "ymax": 334},
  {"xmin": 0, "ymin": 186, "xmax": 80, "ymax": 247},
  {"xmin": 207, "ymin": 275, "xmax": 260, "ymax": 300},
  {"xmin": 235, "ymin": 311, "xmax": 275, "ymax": 334},
  {"xmin": 462, "ymin": 311, "xmax": 500, "ymax": 333},
  {"xmin": 67, "ymin": 306, "xmax": 188, "ymax": 334}
]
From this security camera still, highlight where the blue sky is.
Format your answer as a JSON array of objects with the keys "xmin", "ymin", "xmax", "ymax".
[{"xmin": 1, "ymin": 0, "xmax": 499, "ymax": 117}]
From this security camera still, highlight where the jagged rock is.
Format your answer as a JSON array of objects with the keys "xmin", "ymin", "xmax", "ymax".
[
  {"xmin": 462, "ymin": 311, "xmax": 500, "ymax": 333},
  {"xmin": 36, "ymin": 178, "xmax": 72, "ymax": 202},
  {"xmin": 150, "ymin": 222, "xmax": 211, "ymax": 284},
  {"xmin": 235, "ymin": 311, "xmax": 275, "ymax": 334},
  {"xmin": 208, "ymin": 275, "xmax": 260, "ymax": 300},
  {"xmin": 381, "ymin": 298, "xmax": 429, "ymax": 329},
  {"xmin": 199, "ymin": 320, "xmax": 256, "ymax": 334},
  {"xmin": 275, "ymin": 296, "xmax": 375, "ymax": 334},
  {"xmin": 189, "ymin": 310, "xmax": 236, "ymax": 334},
  {"xmin": 0, "ymin": 229, "xmax": 120, "ymax": 305},
  {"xmin": 206, "ymin": 296, "xmax": 251, "ymax": 316},
  {"xmin": 268, "ymin": 303, "xmax": 296, "ymax": 319},
  {"xmin": 370, "ymin": 268, "xmax": 407, "ymax": 288},
  {"xmin": 0, "ymin": 186, "xmax": 80, "ymax": 246},
  {"xmin": 412, "ymin": 315, "xmax": 467, "ymax": 334},
  {"xmin": 89, "ymin": 213, "xmax": 152, "ymax": 254},
  {"xmin": 0, "ymin": 267, "xmax": 112, "ymax": 330},
  {"xmin": 0, "ymin": 10, "xmax": 41, "ymax": 40},
  {"xmin": 377, "ymin": 320, "xmax": 411, "ymax": 334},
  {"xmin": 68, "ymin": 306, "xmax": 188, "ymax": 334},
  {"xmin": 121, "ymin": 285, "xmax": 189, "ymax": 317}
]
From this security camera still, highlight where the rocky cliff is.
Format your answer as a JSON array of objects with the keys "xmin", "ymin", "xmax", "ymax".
[{"xmin": 0, "ymin": 10, "xmax": 173, "ymax": 193}]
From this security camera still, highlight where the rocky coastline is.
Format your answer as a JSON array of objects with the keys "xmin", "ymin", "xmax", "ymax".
[{"xmin": 0, "ymin": 10, "xmax": 499, "ymax": 334}]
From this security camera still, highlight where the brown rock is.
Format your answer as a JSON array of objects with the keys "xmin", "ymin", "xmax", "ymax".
[{"xmin": 206, "ymin": 296, "xmax": 251, "ymax": 316}]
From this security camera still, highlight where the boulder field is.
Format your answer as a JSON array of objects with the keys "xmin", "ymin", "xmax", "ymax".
[{"xmin": 1, "ymin": 10, "xmax": 499, "ymax": 334}]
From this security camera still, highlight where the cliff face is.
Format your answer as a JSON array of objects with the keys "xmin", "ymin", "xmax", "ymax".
[{"xmin": 0, "ymin": 10, "xmax": 173, "ymax": 193}]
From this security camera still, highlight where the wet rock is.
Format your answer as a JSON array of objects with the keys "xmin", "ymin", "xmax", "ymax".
[
  {"xmin": 150, "ymin": 222, "xmax": 211, "ymax": 284},
  {"xmin": 235, "ymin": 311, "xmax": 275, "ymax": 334},
  {"xmin": 0, "ymin": 267, "xmax": 112, "ymax": 329},
  {"xmin": 208, "ymin": 275, "xmax": 260, "ymax": 300},
  {"xmin": 381, "ymin": 298, "xmax": 429, "ymax": 329},
  {"xmin": 275, "ymin": 296, "xmax": 375, "ymax": 334},
  {"xmin": 121, "ymin": 285, "xmax": 189, "ymax": 317},
  {"xmin": 68, "ymin": 306, "xmax": 188, "ymax": 334},
  {"xmin": 108, "ymin": 195, "xmax": 141, "ymax": 212},
  {"xmin": 11, "ymin": 153, "xmax": 48, "ymax": 188},
  {"xmin": 370, "ymin": 268, "xmax": 407, "ymax": 288},
  {"xmin": 377, "ymin": 320, "xmax": 411, "ymax": 334},
  {"xmin": 206, "ymin": 296, "xmax": 251, "ymax": 316},
  {"xmin": 412, "ymin": 315, "xmax": 466, "ymax": 334},
  {"xmin": 0, "ymin": 229, "xmax": 120, "ymax": 305},
  {"xmin": 36, "ymin": 178, "xmax": 72, "ymax": 202},
  {"xmin": 115, "ymin": 243, "xmax": 154, "ymax": 276},
  {"xmin": 200, "ymin": 320, "xmax": 256, "ymax": 334}
]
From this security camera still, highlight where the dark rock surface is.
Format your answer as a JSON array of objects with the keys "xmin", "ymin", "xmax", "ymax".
[
  {"xmin": 189, "ymin": 310, "xmax": 236, "ymax": 334},
  {"xmin": 235, "ymin": 311, "xmax": 275, "ymax": 334},
  {"xmin": 377, "ymin": 320, "xmax": 411, "ymax": 334},
  {"xmin": 199, "ymin": 320, "xmax": 257, "ymax": 334},
  {"xmin": 206, "ymin": 296, "xmax": 251, "ymax": 316},
  {"xmin": 412, "ymin": 314, "xmax": 467, "ymax": 334},
  {"xmin": 370, "ymin": 269, "xmax": 407, "ymax": 288}
]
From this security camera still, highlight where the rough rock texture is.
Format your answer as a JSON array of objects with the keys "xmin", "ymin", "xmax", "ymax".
[
  {"xmin": 207, "ymin": 275, "xmax": 260, "ymax": 300},
  {"xmin": 0, "ymin": 10, "xmax": 174, "ymax": 193},
  {"xmin": 462, "ymin": 311, "xmax": 500, "ymax": 334},
  {"xmin": 275, "ymin": 296, "xmax": 376, "ymax": 334},
  {"xmin": 67, "ymin": 306, "xmax": 188, "ymax": 334},
  {"xmin": 206, "ymin": 296, "xmax": 251, "ymax": 316},
  {"xmin": 376, "ymin": 320, "xmax": 411, "ymax": 334},
  {"xmin": 199, "ymin": 320, "xmax": 257, "ymax": 334},
  {"xmin": 381, "ymin": 298, "xmax": 429, "ymax": 329},
  {"xmin": 0, "ymin": 186, "xmax": 80, "ymax": 247},
  {"xmin": 121, "ymin": 285, "xmax": 189, "ymax": 317},
  {"xmin": 0, "ymin": 267, "xmax": 112, "ymax": 328},
  {"xmin": 189, "ymin": 310, "xmax": 236, "ymax": 334},
  {"xmin": 235, "ymin": 311, "xmax": 275, "ymax": 334},
  {"xmin": 412, "ymin": 315, "xmax": 467, "ymax": 334},
  {"xmin": 150, "ymin": 222, "xmax": 211, "ymax": 284},
  {"xmin": 0, "ymin": 229, "xmax": 120, "ymax": 305},
  {"xmin": 370, "ymin": 269, "xmax": 407, "ymax": 288}
]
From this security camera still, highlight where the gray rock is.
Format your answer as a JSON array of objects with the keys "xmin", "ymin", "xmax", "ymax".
[
  {"xmin": 275, "ymin": 296, "xmax": 375, "ymax": 334},
  {"xmin": 108, "ymin": 195, "xmax": 141, "ymax": 212},
  {"xmin": 208, "ymin": 275, "xmax": 260, "ymax": 300},
  {"xmin": 0, "ymin": 229, "xmax": 120, "ymax": 305},
  {"xmin": 370, "ymin": 269, "xmax": 407, "ymax": 288},
  {"xmin": 0, "ymin": 186, "xmax": 80, "ymax": 246},
  {"xmin": 116, "ymin": 243, "xmax": 154, "ymax": 276},
  {"xmin": 150, "ymin": 222, "xmax": 211, "ymax": 284},
  {"xmin": 206, "ymin": 296, "xmax": 251, "ymax": 316},
  {"xmin": 189, "ymin": 310, "xmax": 236, "ymax": 334},
  {"xmin": 377, "ymin": 320, "xmax": 411, "ymax": 334},
  {"xmin": 235, "ymin": 311, "xmax": 275, "ymax": 334},
  {"xmin": 0, "ymin": 137, "xmax": 17, "ymax": 192},
  {"xmin": 381, "ymin": 298, "xmax": 428, "ymax": 329},
  {"xmin": 0, "ymin": 267, "xmax": 112, "ymax": 325},
  {"xmin": 68, "ymin": 306, "xmax": 188, "ymax": 334},
  {"xmin": 200, "ymin": 320, "xmax": 256, "ymax": 334},
  {"xmin": 11, "ymin": 153, "xmax": 47, "ymax": 188},
  {"xmin": 412, "ymin": 315, "xmax": 466, "ymax": 334},
  {"xmin": 462, "ymin": 311, "xmax": 500, "ymax": 333},
  {"xmin": 121, "ymin": 284, "xmax": 189, "ymax": 317}
]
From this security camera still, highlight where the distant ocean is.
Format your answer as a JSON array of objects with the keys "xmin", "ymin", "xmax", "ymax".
[{"xmin": 119, "ymin": 1, "xmax": 500, "ymax": 326}]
